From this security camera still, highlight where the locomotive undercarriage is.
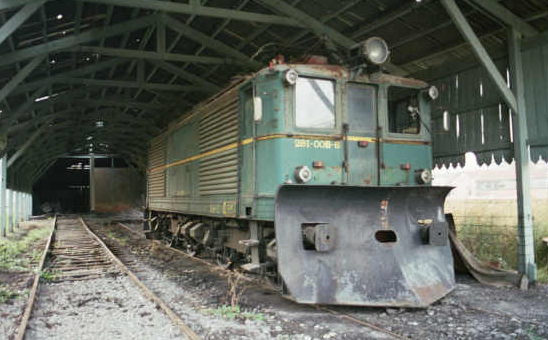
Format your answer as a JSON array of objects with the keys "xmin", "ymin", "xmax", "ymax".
[
  {"xmin": 143, "ymin": 187, "xmax": 456, "ymax": 307},
  {"xmin": 144, "ymin": 210, "xmax": 281, "ymax": 286}
]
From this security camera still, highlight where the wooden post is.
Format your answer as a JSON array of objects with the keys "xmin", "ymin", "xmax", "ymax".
[
  {"xmin": 90, "ymin": 156, "xmax": 95, "ymax": 212},
  {"xmin": 441, "ymin": 0, "xmax": 538, "ymax": 284},
  {"xmin": 8, "ymin": 189, "xmax": 13, "ymax": 233},
  {"xmin": 508, "ymin": 27, "xmax": 537, "ymax": 282},
  {"xmin": 0, "ymin": 155, "xmax": 6, "ymax": 237},
  {"xmin": 14, "ymin": 190, "xmax": 19, "ymax": 228}
]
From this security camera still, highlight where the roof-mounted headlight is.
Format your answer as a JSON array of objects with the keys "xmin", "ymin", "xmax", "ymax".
[{"xmin": 361, "ymin": 37, "xmax": 390, "ymax": 65}]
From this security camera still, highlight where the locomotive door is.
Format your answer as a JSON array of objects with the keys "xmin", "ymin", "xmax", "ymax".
[{"xmin": 344, "ymin": 83, "xmax": 379, "ymax": 186}]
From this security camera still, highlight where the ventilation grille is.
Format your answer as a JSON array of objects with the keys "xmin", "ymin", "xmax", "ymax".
[
  {"xmin": 147, "ymin": 134, "xmax": 166, "ymax": 198},
  {"xmin": 198, "ymin": 90, "xmax": 239, "ymax": 196}
]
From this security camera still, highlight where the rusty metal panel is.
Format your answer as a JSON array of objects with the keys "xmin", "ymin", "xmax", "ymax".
[
  {"xmin": 198, "ymin": 87, "xmax": 239, "ymax": 196},
  {"xmin": 523, "ymin": 41, "xmax": 548, "ymax": 163},
  {"xmin": 93, "ymin": 168, "xmax": 142, "ymax": 212},
  {"xmin": 147, "ymin": 133, "xmax": 166, "ymax": 198}
]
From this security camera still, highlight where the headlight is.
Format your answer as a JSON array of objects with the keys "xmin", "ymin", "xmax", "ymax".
[
  {"xmin": 294, "ymin": 166, "xmax": 312, "ymax": 183},
  {"xmin": 416, "ymin": 169, "xmax": 432, "ymax": 184},
  {"xmin": 361, "ymin": 37, "xmax": 390, "ymax": 65},
  {"xmin": 427, "ymin": 86, "xmax": 439, "ymax": 100},
  {"xmin": 283, "ymin": 69, "xmax": 298, "ymax": 85}
]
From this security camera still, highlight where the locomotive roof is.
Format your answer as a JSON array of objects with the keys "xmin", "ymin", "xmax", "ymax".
[{"xmin": 262, "ymin": 63, "xmax": 429, "ymax": 89}]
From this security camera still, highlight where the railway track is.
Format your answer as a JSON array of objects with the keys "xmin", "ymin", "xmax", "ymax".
[
  {"xmin": 15, "ymin": 215, "xmax": 202, "ymax": 340},
  {"xmin": 115, "ymin": 222, "xmax": 413, "ymax": 340}
]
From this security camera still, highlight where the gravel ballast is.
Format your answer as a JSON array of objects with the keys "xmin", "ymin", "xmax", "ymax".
[
  {"xmin": 25, "ymin": 276, "xmax": 183, "ymax": 340},
  {"xmin": 99, "ymin": 219, "xmax": 548, "ymax": 340}
]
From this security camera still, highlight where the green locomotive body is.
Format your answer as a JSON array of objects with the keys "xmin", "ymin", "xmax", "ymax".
[{"xmin": 146, "ymin": 63, "xmax": 455, "ymax": 307}]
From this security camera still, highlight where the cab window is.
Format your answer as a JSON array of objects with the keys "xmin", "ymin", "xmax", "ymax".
[
  {"xmin": 388, "ymin": 86, "xmax": 421, "ymax": 134},
  {"xmin": 346, "ymin": 84, "xmax": 375, "ymax": 132},
  {"xmin": 295, "ymin": 77, "xmax": 335, "ymax": 129}
]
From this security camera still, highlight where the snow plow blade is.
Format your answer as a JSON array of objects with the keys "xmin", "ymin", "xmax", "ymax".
[{"xmin": 274, "ymin": 185, "xmax": 455, "ymax": 307}]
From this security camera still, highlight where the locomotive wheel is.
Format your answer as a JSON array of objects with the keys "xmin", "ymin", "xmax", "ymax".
[
  {"xmin": 265, "ymin": 272, "xmax": 282, "ymax": 292},
  {"xmin": 216, "ymin": 247, "xmax": 235, "ymax": 270},
  {"xmin": 185, "ymin": 245, "xmax": 197, "ymax": 257},
  {"xmin": 167, "ymin": 235, "xmax": 178, "ymax": 248}
]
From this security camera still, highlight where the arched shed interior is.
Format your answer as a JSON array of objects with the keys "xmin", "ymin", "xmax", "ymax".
[{"xmin": 0, "ymin": 0, "xmax": 547, "ymax": 280}]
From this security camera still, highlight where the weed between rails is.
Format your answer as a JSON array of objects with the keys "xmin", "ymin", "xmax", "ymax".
[{"xmin": 0, "ymin": 226, "xmax": 52, "ymax": 271}]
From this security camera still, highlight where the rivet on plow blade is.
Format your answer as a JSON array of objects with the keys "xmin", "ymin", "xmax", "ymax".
[{"xmin": 274, "ymin": 184, "xmax": 455, "ymax": 307}]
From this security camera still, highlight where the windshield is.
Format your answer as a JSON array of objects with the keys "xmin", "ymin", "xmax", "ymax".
[
  {"xmin": 387, "ymin": 86, "xmax": 421, "ymax": 135},
  {"xmin": 347, "ymin": 84, "xmax": 375, "ymax": 132},
  {"xmin": 295, "ymin": 77, "xmax": 335, "ymax": 129}
]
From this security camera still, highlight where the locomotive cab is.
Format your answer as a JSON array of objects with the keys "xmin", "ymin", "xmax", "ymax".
[
  {"xmin": 247, "ymin": 65, "xmax": 436, "ymax": 192},
  {"xmin": 247, "ymin": 64, "xmax": 455, "ymax": 306}
]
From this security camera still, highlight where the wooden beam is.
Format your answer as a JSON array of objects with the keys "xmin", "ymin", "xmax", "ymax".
[
  {"xmin": 7, "ymin": 117, "xmax": 53, "ymax": 168},
  {"xmin": 0, "ymin": 154, "xmax": 6, "ymax": 237},
  {"xmin": 30, "ymin": 159, "xmax": 55, "ymax": 184},
  {"xmin": 73, "ymin": 46, "xmax": 244, "ymax": 65},
  {"xmin": 0, "ymin": 0, "xmax": 40, "ymax": 11},
  {"xmin": 0, "ymin": 85, "xmax": 48, "ymax": 135},
  {"xmin": 255, "ymin": 0, "xmax": 354, "ymax": 48},
  {"xmin": 400, "ymin": 9, "xmax": 546, "ymax": 71},
  {"xmin": 0, "ymin": 0, "xmax": 45, "ymax": 46},
  {"xmin": 78, "ymin": 97, "xmax": 161, "ymax": 111},
  {"xmin": 156, "ymin": 16, "xmax": 165, "ymax": 54},
  {"xmin": 0, "ymin": 55, "xmax": 44, "ymax": 103},
  {"xmin": 57, "ymin": 77, "xmax": 214, "ymax": 92},
  {"xmin": 76, "ymin": 0, "xmax": 305, "ymax": 27},
  {"xmin": 9, "ymin": 58, "xmax": 128, "ymax": 96},
  {"xmin": 164, "ymin": 15, "xmax": 262, "ymax": 69},
  {"xmin": 467, "ymin": 0, "xmax": 538, "ymax": 37},
  {"xmin": 440, "ymin": 0, "xmax": 517, "ymax": 112},
  {"xmin": 74, "ymin": 0, "xmax": 83, "ymax": 34},
  {"xmin": 508, "ymin": 27, "xmax": 536, "ymax": 282},
  {"xmin": 149, "ymin": 60, "xmax": 221, "ymax": 92},
  {"xmin": 253, "ymin": 0, "xmax": 407, "ymax": 75},
  {"xmin": 0, "ymin": 14, "xmax": 156, "ymax": 67},
  {"xmin": 350, "ymin": 0, "xmax": 435, "ymax": 40}
]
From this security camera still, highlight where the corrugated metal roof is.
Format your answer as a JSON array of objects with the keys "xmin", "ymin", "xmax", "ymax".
[{"xmin": 0, "ymin": 0, "xmax": 546, "ymax": 186}]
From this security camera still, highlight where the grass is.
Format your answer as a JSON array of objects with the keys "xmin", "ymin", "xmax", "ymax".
[
  {"xmin": 205, "ymin": 305, "xmax": 265, "ymax": 321},
  {"xmin": 0, "ymin": 285, "xmax": 18, "ymax": 303},
  {"xmin": 40, "ymin": 269, "xmax": 61, "ymax": 282},
  {"xmin": 0, "ymin": 285, "xmax": 30, "ymax": 304},
  {"xmin": 527, "ymin": 326, "xmax": 545, "ymax": 340},
  {"xmin": 537, "ymin": 267, "xmax": 548, "ymax": 284},
  {"xmin": 107, "ymin": 230, "xmax": 128, "ymax": 246},
  {"xmin": 204, "ymin": 270, "xmax": 264, "ymax": 321},
  {"xmin": 447, "ymin": 199, "xmax": 548, "ymax": 283},
  {"xmin": 0, "ymin": 226, "xmax": 53, "ymax": 271}
]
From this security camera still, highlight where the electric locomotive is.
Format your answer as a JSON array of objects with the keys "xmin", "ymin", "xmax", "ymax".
[{"xmin": 145, "ymin": 38, "xmax": 455, "ymax": 307}]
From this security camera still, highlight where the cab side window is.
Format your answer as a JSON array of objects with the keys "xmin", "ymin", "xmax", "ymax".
[
  {"xmin": 295, "ymin": 77, "xmax": 335, "ymax": 129},
  {"xmin": 387, "ymin": 86, "xmax": 420, "ymax": 134}
]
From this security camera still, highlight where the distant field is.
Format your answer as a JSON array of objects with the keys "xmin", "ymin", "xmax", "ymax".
[{"xmin": 446, "ymin": 199, "xmax": 548, "ymax": 283}]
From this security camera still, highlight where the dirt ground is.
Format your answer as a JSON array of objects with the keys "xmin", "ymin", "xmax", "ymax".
[{"xmin": 85, "ymin": 217, "xmax": 548, "ymax": 340}]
